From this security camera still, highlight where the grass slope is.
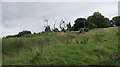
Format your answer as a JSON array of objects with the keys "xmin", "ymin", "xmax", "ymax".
[{"xmin": 2, "ymin": 27, "xmax": 119, "ymax": 65}]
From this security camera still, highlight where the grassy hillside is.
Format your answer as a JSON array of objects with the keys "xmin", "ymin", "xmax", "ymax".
[{"xmin": 2, "ymin": 27, "xmax": 119, "ymax": 65}]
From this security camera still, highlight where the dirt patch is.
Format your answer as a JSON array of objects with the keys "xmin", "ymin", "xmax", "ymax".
[{"xmin": 57, "ymin": 32, "xmax": 67, "ymax": 36}]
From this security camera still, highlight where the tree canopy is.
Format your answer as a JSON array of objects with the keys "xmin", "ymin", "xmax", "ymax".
[
  {"xmin": 87, "ymin": 12, "xmax": 111, "ymax": 29},
  {"xmin": 112, "ymin": 16, "xmax": 120, "ymax": 26},
  {"xmin": 73, "ymin": 18, "xmax": 88, "ymax": 31}
]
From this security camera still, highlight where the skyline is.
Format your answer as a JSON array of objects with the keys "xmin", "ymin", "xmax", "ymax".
[{"xmin": 1, "ymin": 2, "xmax": 118, "ymax": 38}]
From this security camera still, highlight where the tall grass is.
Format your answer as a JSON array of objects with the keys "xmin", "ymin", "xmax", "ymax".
[
  {"xmin": 2, "ymin": 27, "xmax": 119, "ymax": 65},
  {"xmin": 0, "ymin": 39, "xmax": 2, "ymax": 66}
]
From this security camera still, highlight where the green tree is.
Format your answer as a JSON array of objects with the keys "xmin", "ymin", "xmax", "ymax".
[
  {"xmin": 112, "ymin": 16, "xmax": 120, "ymax": 26},
  {"xmin": 73, "ymin": 18, "xmax": 88, "ymax": 31},
  {"xmin": 87, "ymin": 12, "xmax": 111, "ymax": 29}
]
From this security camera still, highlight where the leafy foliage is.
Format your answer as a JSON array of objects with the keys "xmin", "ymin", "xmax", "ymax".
[
  {"xmin": 112, "ymin": 16, "xmax": 120, "ymax": 26},
  {"xmin": 5, "ymin": 30, "xmax": 31, "ymax": 38},
  {"xmin": 17, "ymin": 30, "xmax": 31, "ymax": 37},
  {"xmin": 73, "ymin": 18, "xmax": 88, "ymax": 31},
  {"xmin": 87, "ymin": 12, "xmax": 111, "ymax": 29}
]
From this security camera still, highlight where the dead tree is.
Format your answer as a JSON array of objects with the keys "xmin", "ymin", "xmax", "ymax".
[
  {"xmin": 59, "ymin": 19, "xmax": 67, "ymax": 32},
  {"xmin": 53, "ymin": 20, "xmax": 59, "ymax": 32},
  {"xmin": 43, "ymin": 16, "xmax": 50, "ymax": 27},
  {"xmin": 43, "ymin": 16, "xmax": 51, "ymax": 32}
]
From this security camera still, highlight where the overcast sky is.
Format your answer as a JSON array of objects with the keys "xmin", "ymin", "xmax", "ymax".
[
  {"xmin": 0, "ymin": 2, "xmax": 2, "ymax": 38},
  {"xmin": 0, "ymin": 2, "xmax": 119, "ymax": 38},
  {"xmin": 1, "ymin": 0, "xmax": 120, "ymax": 2}
]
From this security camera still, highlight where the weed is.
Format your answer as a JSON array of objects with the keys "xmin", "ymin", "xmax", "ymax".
[
  {"xmin": 80, "ymin": 36, "xmax": 88, "ymax": 44},
  {"xmin": 94, "ymin": 31, "xmax": 105, "ymax": 42},
  {"xmin": 30, "ymin": 51, "xmax": 41, "ymax": 63},
  {"xmin": 101, "ymin": 54, "xmax": 120, "ymax": 65},
  {"xmin": 2, "ymin": 27, "xmax": 118, "ymax": 65}
]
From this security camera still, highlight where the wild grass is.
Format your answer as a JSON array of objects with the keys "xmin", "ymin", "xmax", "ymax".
[
  {"xmin": 0, "ymin": 39, "xmax": 2, "ymax": 66},
  {"xmin": 2, "ymin": 27, "xmax": 119, "ymax": 65}
]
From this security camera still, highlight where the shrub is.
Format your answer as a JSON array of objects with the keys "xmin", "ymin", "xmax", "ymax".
[
  {"xmin": 80, "ymin": 36, "xmax": 88, "ymax": 44},
  {"xmin": 5, "ymin": 30, "xmax": 32, "ymax": 38},
  {"xmin": 17, "ymin": 30, "xmax": 31, "ymax": 37},
  {"xmin": 94, "ymin": 30, "xmax": 105, "ymax": 42}
]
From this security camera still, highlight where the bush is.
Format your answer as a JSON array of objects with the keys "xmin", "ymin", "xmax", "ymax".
[
  {"xmin": 2, "ymin": 39, "xmax": 23, "ymax": 56},
  {"xmin": 5, "ymin": 30, "xmax": 32, "ymax": 38},
  {"xmin": 84, "ymin": 28, "xmax": 90, "ymax": 32},
  {"xmin": 94, "ymin": 31, "xmax": 105, "ymax": 42},
  {"xmin": 17, "ymin": 30, "xmax": 31, "ymax": 37}
]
